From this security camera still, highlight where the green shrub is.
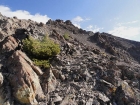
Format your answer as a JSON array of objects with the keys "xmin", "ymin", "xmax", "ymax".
[
  {"xmin": 33, "ymin": 59, "xmax": 50, "ymax": 68},
  {"xmin": 63, "ymin": 33, "xmax": 70, "ymax": 40},
  {"xmin": 22, "ymin": 35, "xmax": 60, "ymax": 68}
]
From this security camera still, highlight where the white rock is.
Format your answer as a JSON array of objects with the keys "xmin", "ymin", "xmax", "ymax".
[{"xmin": 0, "ymin": 72, "xmax": 3, "ymax": 87}]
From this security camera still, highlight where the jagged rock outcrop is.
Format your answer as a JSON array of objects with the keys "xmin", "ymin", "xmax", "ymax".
[{"xmin": 6, "ymin": 50, "xmax": 44, "ymax": 104}]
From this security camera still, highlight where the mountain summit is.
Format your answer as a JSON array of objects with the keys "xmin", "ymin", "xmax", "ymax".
[{"xmin": 0, "ymin": 13, "xmax": 140, "ymax": 105}]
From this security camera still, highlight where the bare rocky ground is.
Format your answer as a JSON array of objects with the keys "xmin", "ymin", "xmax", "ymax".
[{"xmin": 0, "ymin": 13, "xmax": 140, "ymax": 105}]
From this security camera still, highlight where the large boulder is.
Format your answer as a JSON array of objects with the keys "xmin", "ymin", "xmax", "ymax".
[
  {"xmin": 6, "ymin": 50, "xmax": 44, "ymax": 104},
  {"xmin": 114, "ymin": 81, "xmax": 135, "ymax": 105},
  {"xmin": 65, "ymin": 20, "xmax": 72, "ymax": 25},
  {"xmin": 1, "ymin": 36, "xmax": 18, "ymax": 53}
]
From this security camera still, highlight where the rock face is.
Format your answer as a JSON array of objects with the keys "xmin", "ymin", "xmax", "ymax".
[
  {"xmin": 115, "ymin": 81, "xmax": 135, "ymax": 105},
  {"xmin": 6, "ymin": 51, "xmax": 44, "ymax": 104},
  {"xmin": 0, "ymin": 13, "xmax": 140, "ymax": 105},
  {"xmin": 1, "ymin": 36, "xmax": 18, "ymax": 53}
]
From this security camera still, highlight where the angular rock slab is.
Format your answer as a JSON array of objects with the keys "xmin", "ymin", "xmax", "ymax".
[
  {"xmin": 42, "ymin": 68, "xmax": 57, "ymax": 93},
  {"xmin": 115, "ymin": 81, "xmax": 135, "ymax": 105},
  {"xmin": 7, "ymin": 50, "xmax": 44, "ymax": 104}
]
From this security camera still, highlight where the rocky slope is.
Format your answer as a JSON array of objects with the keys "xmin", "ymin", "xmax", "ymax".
[{"xmin": 0, "ymin": 13, "xmax": 140, "ymax": 105}]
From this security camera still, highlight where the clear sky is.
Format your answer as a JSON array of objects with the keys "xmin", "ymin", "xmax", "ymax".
[{"xmin": 0, "ymin": 0, "xmax": 140, "ymax": 41}]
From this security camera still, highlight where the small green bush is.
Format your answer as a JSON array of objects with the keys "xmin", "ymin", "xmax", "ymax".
[
  {"xmin": 22, "ymin": 35, "xmax": 60, "ymax": 68},
  {"xmin": 33, "ymin": 59, "xmax": 50, "ymax": 68},
  {"xmin": 63, "ymin": 33, "xmax": 70, "ymax": 40}
]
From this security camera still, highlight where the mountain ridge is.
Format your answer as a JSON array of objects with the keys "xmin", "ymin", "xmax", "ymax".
[{"xmin": 0, "ymin": 13, "xmax": 140, "ymax": 105}]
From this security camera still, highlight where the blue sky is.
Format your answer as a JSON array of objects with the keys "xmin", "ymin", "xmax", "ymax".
[{"xmin": 0, "ymin": 0, "xmax": 140, "ymax": 41}]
